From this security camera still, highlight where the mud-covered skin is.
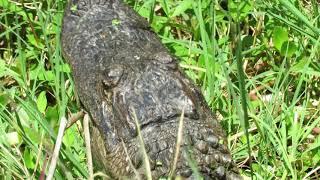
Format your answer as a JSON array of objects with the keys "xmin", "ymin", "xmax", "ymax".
[{"xmin": 61, "ymin": 0, "xmax": 241, "ymax": 179}]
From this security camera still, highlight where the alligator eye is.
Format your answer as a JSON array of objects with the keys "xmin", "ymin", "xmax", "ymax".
[{"xmin": 102, "ymin": 64, "xmax": 124, "ymax": 89}]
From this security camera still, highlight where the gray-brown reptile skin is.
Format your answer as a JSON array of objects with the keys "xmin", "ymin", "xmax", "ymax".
[{"xmin": 61, "ymin": 0, "xmax": 242, "ymax": 179}]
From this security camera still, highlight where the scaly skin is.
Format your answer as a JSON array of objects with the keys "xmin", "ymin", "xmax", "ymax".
[{"xmin": 61, "ymin": 0, "xmax": 241, "ymax": 179}]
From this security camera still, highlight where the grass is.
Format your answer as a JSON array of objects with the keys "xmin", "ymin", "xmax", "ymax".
[{"xmin": 0, "ymin": 0, "xmax": 320, "ymax": 179}]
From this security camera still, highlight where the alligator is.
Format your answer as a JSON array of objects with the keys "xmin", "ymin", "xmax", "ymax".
[{"xmin": 61, "ymin": 0, "xmax": 241, "ymax": 179}]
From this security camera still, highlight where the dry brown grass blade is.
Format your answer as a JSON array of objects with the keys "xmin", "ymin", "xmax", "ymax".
[
  {"xmin": 83, "ymin": 114, "xmax": 93, "ymax": 179},
  {"xmin": 93, "ymin": 172, "xmax": 111, "ymax": 179},
  {"xmin": 46, "ymin": 117, "xmax": 68, "ymax": 180},
  {"xmin": 169, "ymin": 107, "xmax": 185, "ymax": 178},
  {"xmin": 66, "ymin": 110, "xmax": 85, "ymax": 129},
  {"xmin": 121, "ymin": 140, "xmax": 142, "ymax": 180},
  {"xmin": 132, "ymin": 109, "xmax": 152, "ymax": 180},
  {"xmin": 302, "ymin": 166, "xmax": 320, "ymax": 180}
]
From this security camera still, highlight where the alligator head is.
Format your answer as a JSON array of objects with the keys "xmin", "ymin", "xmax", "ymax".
[{"xmin": 61, "ymin": 0, "xmax": 241, "ymax": 179}]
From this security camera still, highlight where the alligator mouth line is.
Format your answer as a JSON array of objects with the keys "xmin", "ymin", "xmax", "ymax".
[
  {"xmin": 140, "ymin": 113, "xmax": 198, "ymax": 130},
  {"xmin": 139, "ymin": 113, "xmax": 184, "ymax": 130}
]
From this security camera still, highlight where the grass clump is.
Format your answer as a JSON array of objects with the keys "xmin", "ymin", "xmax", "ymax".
[{"xmin": 0, "ymin": 0, "xmax": 319, "ymax": 179}]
